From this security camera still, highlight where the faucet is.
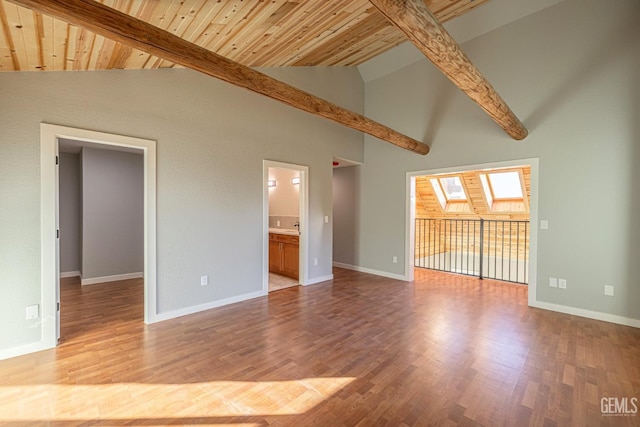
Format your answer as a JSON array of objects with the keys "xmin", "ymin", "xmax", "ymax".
[{"xmin": 294, "ymin": 222, "xmax": 300, "ymax": 232}]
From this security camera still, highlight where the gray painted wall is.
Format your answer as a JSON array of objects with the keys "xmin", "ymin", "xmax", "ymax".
[
  {"xmin": 81, "ymin": 147, "xmax": 144, "ymax": 280},
  {"xmin": 0, "ymin": 66, "xmax": 364, "ymax": 351},
  {"xmin": 59, "ymin": 153, "xmax": 81, "ymax": 273},
  {"xmin": 360, "ymin": 0, "xmax": 640, "ymax": 320},
  {"xmin": 332, "ymin": 166, "xmax": 359, "ymax": 266}
]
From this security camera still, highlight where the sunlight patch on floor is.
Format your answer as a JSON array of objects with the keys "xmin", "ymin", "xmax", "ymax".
[{"xmin": 0, "ymin": 377, "xmax": 355, "ymax": 422}]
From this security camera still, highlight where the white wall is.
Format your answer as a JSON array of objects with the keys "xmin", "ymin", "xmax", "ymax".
[
  {"xmin": 59, "ymin": 153, "xmax": 81, "ymax": 274},
  {"xmin": 360, "ymin": 0, "xmax": 640, "ymax": 321},
  {"xmin": 332, "ymin": 166, "xmax": 359, "ymax": 266},
  {"xmin": 268, "ymin": 167, "xmax": 300, "ymax": 217},
  {"xmin": 81, "ymin": 147, "xmax": 144, "ymax": 281},
  {"xmin": 0, "ymin": 66, "xmax": 364, "ymax": 353}
]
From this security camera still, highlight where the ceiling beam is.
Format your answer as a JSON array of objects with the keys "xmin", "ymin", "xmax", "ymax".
[
  {"xmin": 8, "ymin": 0, "xmax": 430, "ymax": 155},
  {"xmin": 369, "ymin": 0, "xmax": 528, "ymax": 140}
]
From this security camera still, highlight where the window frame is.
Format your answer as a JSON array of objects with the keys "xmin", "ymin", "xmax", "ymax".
[
  {"xmin": 479, "ymin": 168, "xmax": 528, "ymax": 212},
  {"xmin": 430, "ymin": 174, "xmax": 471, "ymax": 212}
]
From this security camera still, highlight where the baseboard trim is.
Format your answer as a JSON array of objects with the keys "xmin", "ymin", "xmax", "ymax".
[
  {"xmin": 333, "ymin": 262, "xmax": 409, "ymax": 281},
  {"xmin": 149, "ymin": 289, "xmax": 267, "ymax": 324},
  {"xmin": 0, "ymin": 340, "xmax": 45, "ymax": 361},
  {"xmin": 304, "ymin": 274, "xmax": 334, "ymax": 286},
  {"xmin": 531, "ymin": 301, "xmax": 640, "ymax": 328},
  {"xmin": 81, "ymin": 272, "xmax": 143, "ymax": 286},
  {"xmin": 60, "ymin": 270, "xmax": 80, "ymax": 278}
]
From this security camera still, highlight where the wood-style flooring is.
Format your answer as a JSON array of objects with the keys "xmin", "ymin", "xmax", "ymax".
[{"xmin": 0, "ymin": 268, "xmax": 639, "ymax": 426}]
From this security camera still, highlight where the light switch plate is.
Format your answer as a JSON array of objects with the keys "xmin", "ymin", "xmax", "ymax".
[
  {"xmin": 540, "ymin": 220, "xmax": 549, "ymax": 229},
  {"xmin": 558, "ymin": 279, "xmax": 567, "ymax": 289},
  {"xmin": 26, "ymin": 304, "xmax": 39, "ymax": 320},
  {"xmin": 604, "ymin": 285, "xmax": 614, "ymax": 296},
  {"xmin": 549, "ymin": 277, "xmax": 558, "ymax": 288}
]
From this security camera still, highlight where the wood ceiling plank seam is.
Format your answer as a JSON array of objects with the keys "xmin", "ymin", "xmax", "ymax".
[
  {"xmin": 270, "ymin": 2, "xmax": 363, "ymax": 65},
  {"xmin": 0, "ymin": 1, "xmax": 19, "ymax": 70},
  {"xmin": 4, "ymin": 3, "xmax": 30, "ymax": 70},
  {"xmin": 331, "ymin": 27, "xmax": 405, "ymax": 66},
  {"xmin": 190, "ymin": 2, "xmax": 240, "ymax": 51},
  {"xmin": 106, "ymin": 41, "xmax": 131, "ymax": 69},
  {"xmin": 291, "ymin": 11, "xmax": 390, "ymax": 66},
  {"xmin": 250, "ymin": 0, "xmax": 352, "ymax": 66},
  {"xmin": 218, "ymin": 2, "xmax": 286, "ymax": 61},
  {"xmin": 150, "ymin": 0, "xmax": 183, "ymax": 30},
  {"xmin": 261, "ymin": 1, "xmax": 299, "ymax": 26},
  {"xmin": 86, "ymin": 32, "xmax": 105, "ymax": 69},
  {"xmin": 427, "ymin": 0, "xmax": 464, "ymax": 17},
  {"xmin": 230, "ymin": 2, "xmax": 302, "ymax": 66},
  {"xmin": 437, "ymin": 0, "xmax": 490, "ymax": 23},
  {"xmin": 165, "ymin": 0, "xmax": 206, "ymax": 38},
  {"xmin": 122, "ymin": 47, "xmax": 148, "ymax": 69},
  {"xmin": 34, "ymin": 11, "xmax": 45, "ymax": 69},
  {"xmin": 64, "ymin": 23, "xmax": 75, "ymax": 70},
  {"xmin": 71, "ymin": 27, "xmax": 88, "ymax": 70},
  {"xmin": 52, "ymin": 11, "xmax": 66, "ymax": 70},
  {"xmin": 178, "ymin": 0, "xmax": 224, "ymax": 43},
  {"xmin": 230, "ymin": 2, "xmax": 296, "ymax": 64},
  {"xmin": 239, "ymin": 0, "xmax": 336, "ymax": 65},
  {"xmin": 16, "ymin": 5, "xmax": 40, "ymax": 70},
  {"xmin": 284, "ymin": 6, "xmax": 375, "ymax": 66},
  {"xmin": 39, "ymin": 12, "xmax": 56, "ymax": 70},
  {"xmin": 204, "ymin": 0, "xmax": 263, "ymax": 55},
  {"xmin": 215, "ymin": 1, "xmax": 283, "ymax": 60},
  {"xmin": 83, "ymin": 29, "xmax": 96, "ymax": 69},
  {"xmin": 95, "ymin": 36, "xmax": 116, "ymax": 69}
]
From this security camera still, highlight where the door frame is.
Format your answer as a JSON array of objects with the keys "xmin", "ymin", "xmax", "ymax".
[
  {"xmin": 263, "ymin": 160, "xmax": 309, "ymax": 291},
  {"xmin": 40, "ymin": 124, "xmax": 157, "ymax": 350},
  {"xmin": 406, "ymin": 158, "xmax": 539, "ymax": 307}
]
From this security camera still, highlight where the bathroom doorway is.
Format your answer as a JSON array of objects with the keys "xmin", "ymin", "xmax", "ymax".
[{"xmin": 262, "ymin": 160, "xmax": 308, "ymax": 293}]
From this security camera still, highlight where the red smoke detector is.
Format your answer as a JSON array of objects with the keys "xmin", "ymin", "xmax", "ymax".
[{"xmin": 333, "ymin": 161, "xmax": 339, "ymax": 166}]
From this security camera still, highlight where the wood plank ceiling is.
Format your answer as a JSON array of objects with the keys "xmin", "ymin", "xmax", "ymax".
[{"xmin": 0, "ymin": 0, "xmax": 490, "ymax": 72}]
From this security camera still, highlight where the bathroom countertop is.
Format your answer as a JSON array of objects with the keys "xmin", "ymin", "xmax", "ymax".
[{"xmin": 269, "ymin": 228, "xmax": 300, "ymax": 236}]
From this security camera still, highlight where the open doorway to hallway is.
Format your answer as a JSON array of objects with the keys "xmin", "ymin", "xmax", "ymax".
[{"xmin": 58, "ymin": 140, "xmax": 144, "ymax": 342}]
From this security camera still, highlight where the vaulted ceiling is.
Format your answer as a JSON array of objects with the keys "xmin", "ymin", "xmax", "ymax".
[{"xmin": 0, "ymin": 0, "xmax": 490, "ymax": 72}]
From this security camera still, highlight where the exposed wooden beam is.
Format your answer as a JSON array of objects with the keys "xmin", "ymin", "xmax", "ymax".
[
  {"xmin": 369, "ymin": 0, "xmax": 528, "ymax": 140},
  {"xmin": 8, "ymin": 0, "xmax": 430, "ymax": 155}
]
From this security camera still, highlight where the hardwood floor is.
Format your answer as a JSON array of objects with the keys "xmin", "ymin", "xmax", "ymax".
[{"xmin": 0, "ymin": 269, "xmax": 638, "ymax": 426}]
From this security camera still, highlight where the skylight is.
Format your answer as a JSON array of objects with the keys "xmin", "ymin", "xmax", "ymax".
[
  {"xmin": 479, "ymin": 169, "xmax": 526, "ymax": 212},
  {"xmin": 488, "ymin": 171, "xmax": 523, "ymax": 199},
  {"xmin": 440, "ymin": 176, "xmax": 466, "ymax": 200},
  {"xmin": 430, "ymin": 175, "xmax": 468, "ymax": 211}
]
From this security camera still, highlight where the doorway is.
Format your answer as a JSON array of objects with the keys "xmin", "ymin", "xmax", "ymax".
[
  {"xmin": 263, "ymin": 160, "xmax": 308, "ymax": 293},
  {"xmin": 406, "ymin": 159, "xmax": 539, "ymax": 306},
  {"xmin": 40, "ymin": 124, "xmax": 157, "ymax": 350}
]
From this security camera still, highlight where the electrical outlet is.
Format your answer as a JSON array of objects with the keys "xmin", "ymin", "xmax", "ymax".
[
  {"xmin": 549, "ymin": 277, "xmax": 558, "ymax": 288},
  {"xmin": 392, "ymin": 256, "xmax": 398, "ymax": 264},
  {"xmin": 26, "ymin": 304, "xmax": 39, "ymax": 320},
  {"xmin": 276, "ymin": 221, "xmax": 281, "ymax": 227},
  {"xmin": 558, "ymin": 279, "xmax": 567, "ymax": 289},
  {"xmin": 324, "ymin": 216, "xmax": 329, "ymax": 223},
  {"xmin": 200, "ymin": 275, "xmax": 208, "ymax": 286},
  {"xmin": 313, "ymin": 258, "xmax": 318, "ymax": 266},
  {"xmin": 604, "ymin": 285, "xmax": 614, "ymax": 296}
]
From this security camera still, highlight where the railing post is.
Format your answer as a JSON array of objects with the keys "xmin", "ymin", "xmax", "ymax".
[{"xmin": 479, "ymin": 218, "xmax": 484, "ymax": 280}]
